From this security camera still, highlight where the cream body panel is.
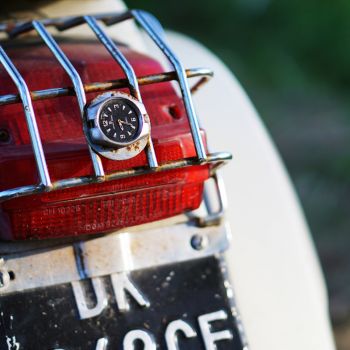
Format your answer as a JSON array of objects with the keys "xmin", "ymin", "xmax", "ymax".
[
  {"xmin": 166, "ymin": 32, "xmax": 335, "ymax": 350},
  {"xmin": 32, "ymin": 2, "xmax": 336, "ymax": 349}
]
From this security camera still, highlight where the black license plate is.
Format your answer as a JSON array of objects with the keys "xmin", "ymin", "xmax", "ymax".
[{"xmin": 0, "ymin": 256, "xmax": 245, "ymax": 350}]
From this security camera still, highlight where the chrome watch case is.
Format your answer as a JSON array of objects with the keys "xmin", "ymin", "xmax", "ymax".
[{"xmin": 85, "ymin": 91, "xmax": 151, "ymax": 160}]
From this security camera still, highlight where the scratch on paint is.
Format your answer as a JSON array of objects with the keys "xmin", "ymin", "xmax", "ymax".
[{"xmin": 9, "ymin": 315, "xmax": 13, "ymax": 330}]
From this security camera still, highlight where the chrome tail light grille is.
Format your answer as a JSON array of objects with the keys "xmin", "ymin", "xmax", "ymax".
[{"xmin": 0, "ymin": 10, "xmax": 231, "ymax": 218}]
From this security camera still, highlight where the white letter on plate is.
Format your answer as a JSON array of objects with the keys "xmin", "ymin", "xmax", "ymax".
[
  {"xmin": 198, "ymin": 310, "xmax": 233, "ymax": 350},
  {"xmin": 6, "ymin": 336, "xmax": 20, "ymax": 350},
  {"xmin": 165, "ymin": 319, "xmax": 197, "ymax": 350},
  {"xmin": 95, "ymin": 338, "xmax": 108, "ymax": 350},
  {"xmin": 111, "ymin": 272, "xmax": 150, "ymax": 312},
  {"xmin": 71, "ymin": 277, "xmax": 108, "ymax": 320},
  {"xmin": 123, "ymin": 330, "xmax": 156, "ymax": 350}
]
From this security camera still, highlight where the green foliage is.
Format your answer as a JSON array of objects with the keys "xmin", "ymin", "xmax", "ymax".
[{"xmin": 126, "ymin": 0, "xmax": 350, "ymax": 92}]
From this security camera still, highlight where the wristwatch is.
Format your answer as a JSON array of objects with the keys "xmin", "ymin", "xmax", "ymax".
[{"xmin": 85, "ymin": 91, "xmax": 150, "ymax": 160}]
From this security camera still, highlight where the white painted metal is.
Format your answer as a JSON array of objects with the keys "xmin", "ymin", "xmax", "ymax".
[
  {"xmin": 38, "ymin": 0, "xmax": 146, "ymax": 52},
  {"xmin": 167, "ymin": 32, "xmax": 336, "ymax": 350},
  {"xmin": 8, "ymin": 1, "xmax": 337, "ymax": 349},
  {"xmin": 0, "ymin": 221, "xmax": 229, "ymax": 295}
]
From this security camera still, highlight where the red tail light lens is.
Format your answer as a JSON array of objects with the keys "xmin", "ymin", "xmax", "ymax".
[
  {"xmin": 1, "ymin": 166, "xmax": 208, "ymax": 240},
  {"xmin": 0, "ymin": 42, "xmax": 209, "ymax": 240}
]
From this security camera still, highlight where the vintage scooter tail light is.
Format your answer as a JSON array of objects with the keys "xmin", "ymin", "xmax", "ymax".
[{"xmin": 0, "ymin": 11, "xmax": 230, "ymax": 240}]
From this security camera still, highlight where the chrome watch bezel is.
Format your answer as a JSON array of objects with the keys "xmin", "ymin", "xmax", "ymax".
[
  {"xmin": 86, "ymin": 91, "xmax": 149, "ymax": 148},
  {"xmin": 85, "ymin": 91, "xmax": 151, "ymax": 160}
]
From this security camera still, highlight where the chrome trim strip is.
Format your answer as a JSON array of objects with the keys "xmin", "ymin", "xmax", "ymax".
[{"xmin": 0, "ymin": 47, "xmax": 52, "ymax": 189}]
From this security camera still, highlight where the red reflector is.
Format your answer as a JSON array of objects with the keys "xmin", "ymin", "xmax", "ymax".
[
  {"xmin": 1, "ymin": 165, "xmax": 209, "ymax": 240},
  {"xmin": 0, "ymin": 42, "xmax": 210, "ymax": 240}
]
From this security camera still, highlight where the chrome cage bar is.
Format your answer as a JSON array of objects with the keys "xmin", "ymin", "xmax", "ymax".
[
  {"xmin": 85, "ymin": 15, "xmax": 158, "ymax": 168},
  {"xmin": 0, "ymin": 47, "xmax": 52, "ymax": 190},
  {"xmin": 0, "ymin": 68, "xmax": 213, "ymax": 106},
  {"xmin": 33, "ymin": 20, "xmax": 105, "ymax": 178},
  {"xmin": 0, "ymin": 11, "xmax": 232, "ymax": 209}
]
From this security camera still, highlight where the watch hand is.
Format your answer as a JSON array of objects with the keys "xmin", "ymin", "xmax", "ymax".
[
  {"xmin": 117, "ymin": 119, "xmax": 124, "ymax": 131},
  {"xmin": 110, "ymin": 117, "xmax": 115, "ymax": 130},
  {"xmin": 119, "ymin": 120, "xmax": 136, "ymax": 129},
  {"xmin": 119, "ymin": 120, "xmax": 132, "ymax": 126}
]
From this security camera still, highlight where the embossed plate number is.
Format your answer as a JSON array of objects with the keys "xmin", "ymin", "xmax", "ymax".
[{"xmin": 0, "ymin": 257, "xmax": 245, "ymax": 350}]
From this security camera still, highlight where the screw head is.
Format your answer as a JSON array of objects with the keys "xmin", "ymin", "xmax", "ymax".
[
  {"xmin": 0, "ymin": 258, "xmax": 10, "ymax": 289},
  {"xmin": 0, "ymin": 270, "xmax": 10, "ymax": 289},
  {"xmin": 191, "ymin": 234, "xmax": 208, "ymax": 251}
]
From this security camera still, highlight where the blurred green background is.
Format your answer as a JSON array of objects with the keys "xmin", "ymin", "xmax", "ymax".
[{"xmin": 127, "ymin": 0, "xmax": 350, "ymax": 347}]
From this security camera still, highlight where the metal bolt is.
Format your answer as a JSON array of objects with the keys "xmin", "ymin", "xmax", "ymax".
[
  {"xmin": 0, "ymin": 258, "xmax": 10, "ymax": 290},
  {"xmin": 0, "ymin": 271, "xmax": 10, "ymax": 289},
  {"xmin": 191, "ymin": 234, "xmax": 208, "ymax": 251}
]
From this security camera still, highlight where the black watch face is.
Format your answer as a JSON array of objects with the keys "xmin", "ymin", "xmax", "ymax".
[{"xmin": 98, "ymin": 98, "xmax": 141, "ymax": 143}]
